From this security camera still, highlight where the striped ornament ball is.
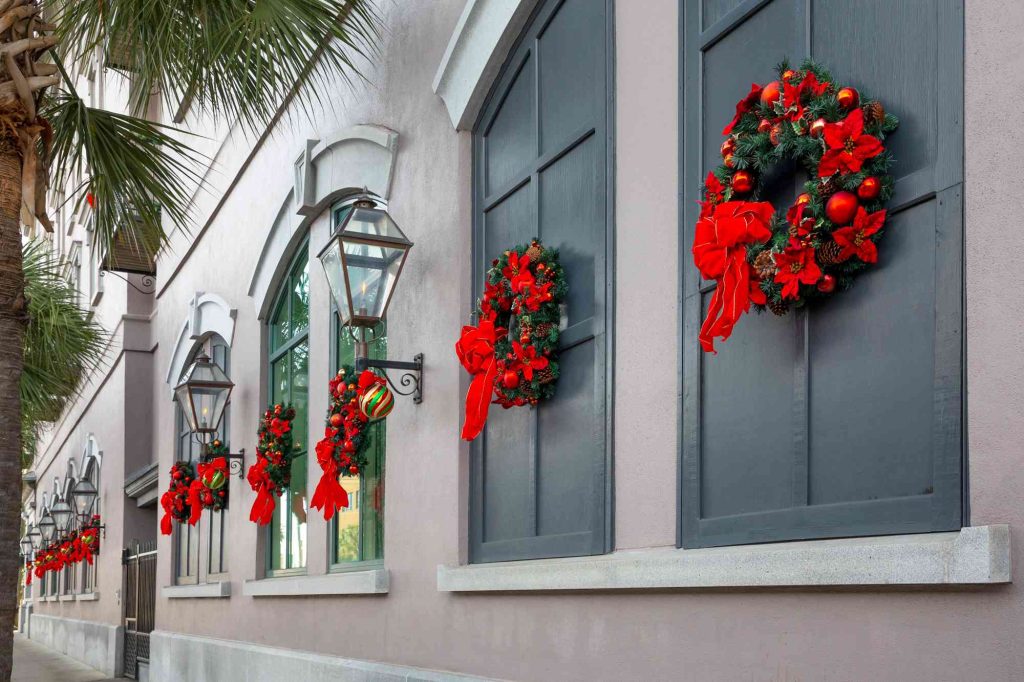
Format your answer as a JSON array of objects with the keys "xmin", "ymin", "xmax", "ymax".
[{"xmin": 359, "ymin": 382, "xmax": 394, "ymax": 421}]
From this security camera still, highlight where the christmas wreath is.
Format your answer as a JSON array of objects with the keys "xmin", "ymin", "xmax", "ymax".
[
  {"xmin": 159, "ymin": 461, "xmax": 195, "ymax": 535},
  {"xmin": 76, "ymin": 515, "xmax": 102, "ymax": 564},
  {"xmin": 247, "ymin": 404, "xmax": 297, "ymax": 526},
  {"xmin": 694, "ymin": 59, "xmax": 899, "ymax": 352},
  {"xmin": 310, "ymin": 367, "xmax": 387, "ymax": 521},
  {"xmin": 457, "ymin": 239, "xmax": 566, "ymax": 440},
  {"xmin": 187, "ymin": 439, "xmax": 230, "ymax": 523}
]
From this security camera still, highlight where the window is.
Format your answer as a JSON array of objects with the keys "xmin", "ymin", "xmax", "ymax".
[
  {"xmin": 332, "ymin": 301, "xmax": 385, "ymax": 569},
  {"xmin": 80, "ymin": 452, "xmax": 100, "ymax": 594},
  {"xmin": 174, "ymin": 338, "xmax": 230, "ymax": 583},
  {"xmin": 66, "ymin": 241, "xmax": 82, "ymax": 307},
  {"xmin": 469, "ymin": 0, "xmax": 613, "ymax": 563},
  {"xmin": 678, "ymin": 2, "xmax": 964, "ymax": 548},
  {"xmin": 267, "ymin": 243, "xmax": 310, "ymax": 574}
]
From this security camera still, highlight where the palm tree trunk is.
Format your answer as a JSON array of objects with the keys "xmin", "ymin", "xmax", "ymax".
[{"xmin": 0, "ymin": 146, "xmax": 27, "ymax": 682}]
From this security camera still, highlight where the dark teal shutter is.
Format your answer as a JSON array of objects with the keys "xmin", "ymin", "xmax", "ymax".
[
  {"xmin": 681, "ymin": 0, "xmax": 964, "ymax": 548},
  {"xmin": 470, "ymin": 0, "xmax": 613, "ymax": 563}
]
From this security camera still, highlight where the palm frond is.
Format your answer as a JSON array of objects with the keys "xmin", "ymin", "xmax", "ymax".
[
  {"xmin": 43, "ymin": 90, "xmax": 207, "ymax": 258},
  {"xmin": 54, "ymin": 0, "xmax": 380, "ymax": 129},
  {"xmin": 21, "ymin": 240, "xmax": 107, "ymax": 465}
]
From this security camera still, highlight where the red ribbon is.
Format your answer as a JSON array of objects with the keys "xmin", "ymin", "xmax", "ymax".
[
  {"xmin": 693, "ymin": 201, "xmax": 773, "ymax": 353},
  {"xmin": 159, "ymin": 489, "xmax": 175, "ymax": 535},
  {"xmin": 455, "ymin": 318, "xmax": 504, "ymax": 441},
  {"xmin": 311, "ymin": 458, "xmax": 349, "ymax": 521},
  {"xmin": 247, "ymin": 459, "xmax": 277, "ymax": 526}
]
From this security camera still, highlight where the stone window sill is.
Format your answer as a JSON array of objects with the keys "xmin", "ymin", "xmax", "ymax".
[
  {"xmin": 437, "ymin": 525, "xmax": 1011, "ymax": 592},
  {"xmin": 162, "ymin": 581, "xmax": 231, "ymax": 599},
  {"xmin": 58, "ymin": 594, "xmax": 75, "ymax": 602},
  {"xmin": 43, "ymin": 596, "xmax": 57, "ymax": 602},
  {"xmin": 77, "ymin": 592, "xmax": 99, "ymax": 602},
  {"xmin": 242, "ymin": 569, "xmax": 389, "ymax": 597}
]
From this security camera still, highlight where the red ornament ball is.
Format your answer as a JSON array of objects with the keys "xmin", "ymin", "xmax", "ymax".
[
  {"xmin": 757, "ymin": 118, "xmax": 772, "ymax": 134},
  {"xmin": 825, "ymin": 191, "xmax": 858, "ymax": 225},
  {"xmin": 796, "ymin": 192, "xmax": 811, "ymax": 207},
  {"xmin": 731, "ymin": 170, "xmax": 754, "ymax": 193},
  {"xmin": 809, "ymin": 117, "xmax": 826, "ymax": 138},
  {"xmin": 836, "ymin": 87, "xmax": 859, "ymax": 110},
  {"xmin": 343, "ymin": 439, "xmax": 355, "ymax": 451},
  {"xmin": 857, "ymin": 176, "xmax": 881, "ymax": 200},
  {"xmin": 782, "ymin": 69, "xmax": 797, "ymax": 82},
  {"xmin": 218, "ymin": 491, "xmax": 225, "ymax": 497},
  {"xmin": 329, "ymin": 413, "xmax": 343, "ymax": 427},
  {"xmin": 349, "ymin": 465, "xmax": 359, "ymax": 475},
  {"xmin": 817, "ymin": 274, "xmax": 837, "ymax": 293},
  {"xmin": 172, "ymin": 470, "xmax": 182, "ymax": 480},
  {"xmin": 723, "ymin": 153, "xmax": 736, "ymax": 169},
  {"xmin": 502, "ymin": 370, "xmax": 520, "ymax": 389},
  {"xmin": 760, "ymin": 81, "xmax": 782, "ymax": 108},
  {"xmin": 720, "ymin": 138, "xmax": 736, "ymax": 157}
]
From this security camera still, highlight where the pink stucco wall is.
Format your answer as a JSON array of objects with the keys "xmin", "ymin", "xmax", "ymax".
[{"xmin": 30, "ymin": 0, "xmax": 1024, "ymax": 680}]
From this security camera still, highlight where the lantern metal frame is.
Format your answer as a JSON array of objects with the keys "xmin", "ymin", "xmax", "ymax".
[
  {"xmin": 319, "ymin": 195, "xmax": 424, "ymax": 404},
  {"xmin": 27, "ymin": 525, "xmax": 41, "ymax": 550},
  {"xmin": 175, "ymin": 352, "xmax": 246, "ymax": 478}
]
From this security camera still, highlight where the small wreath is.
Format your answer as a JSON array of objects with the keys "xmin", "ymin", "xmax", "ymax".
[
  {"xmin": 693, "ymin": 59, "xmax": 899, "ymax": 353},
  {"xmin": 247, "ymin": 404, "xmax": 297, "ymax": 526},
  {"xmin": 188, "ymin": 439, "xmax": 231, "ymax": 521},
  {"xmin": 457, "ymin": 239, "xmax": 567, "ymax": 441},
  {"xmin": 310, "ymin": 366, "xmax": 383, "ymax": 521},
  {"xmin": 159, "ymin": 461, "xmax": 194, "ymax": 535},
  {"xmin": 77, "ymin": 515, "xmax": 102, "ymax": 564}
]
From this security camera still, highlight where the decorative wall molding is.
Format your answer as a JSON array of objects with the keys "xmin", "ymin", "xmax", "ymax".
[
  {"xmin": 248, "ymin": 124, "xmax": 399, "ymax": 319},
  {"xmin": 433, "ymin": 0, "xmax": 540, "ymax": 130},
  {"xmin": 164, "ymin": 292, "xmax": 237, "ymax": 394}
]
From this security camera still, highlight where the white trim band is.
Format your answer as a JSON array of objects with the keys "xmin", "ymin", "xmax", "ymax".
[
  {"xmin": 438, "ymin": 525, "xmax": 1011, "ymax": 592},
  {"xmin": 242, "ymin": 569, "xmax": 389, "ymax": 597},
  {"xmin": 162, "ymin": 581, "xmax": 231, "ymax": 599}
]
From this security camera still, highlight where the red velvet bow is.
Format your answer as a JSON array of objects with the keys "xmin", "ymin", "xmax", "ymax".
[
  {"xmin": 247, "ymin": 459, "xmax": 277, "ymax": 526},
  {"xmin": 456, "ymin": 318, "xmax": 505, "ymax": 441},
  {"xmin": 693, "ymin": 201, "xmax": 773, "ymax": 353},
  {"xmin": 159, "ymin": 488, "xmax": 176, "ymax": 535},
  {"xmin": 311, "ymin": 457, "xmax": 349, "ymax": 521}
]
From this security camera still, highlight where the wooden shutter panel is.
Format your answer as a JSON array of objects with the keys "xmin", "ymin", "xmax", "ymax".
[
  {"xmin": 470, "ymin": 0, "xmax": 612, "ymax": 563},
  {"xmin": 681, "ymin": 0, "xmax": 964, "ymax": 548}
]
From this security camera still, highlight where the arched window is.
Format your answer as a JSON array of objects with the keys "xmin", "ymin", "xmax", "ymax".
[
  {"xmin": 80, "ymin": 441, "xmax": 101, "ymax": 594},
  {"xmin": 266, "ymin": 241, "xmax": 310, "ymax": 573},
  {"xmin": 174, "ymin": 336, "xmax": 230, "ymax": 584}
]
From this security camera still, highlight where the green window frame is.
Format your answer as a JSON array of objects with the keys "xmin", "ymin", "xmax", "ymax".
[{"xmin": 266, "ymin": 239, "xmax": 311, "ymax": 575}]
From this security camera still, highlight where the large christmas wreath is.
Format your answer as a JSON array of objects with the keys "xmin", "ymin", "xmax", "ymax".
[
  {"xmin": 187, "ymin": 439, "xmax": 230, "ymax": 523},
  {"xmin": 693, "ymin": 59, "xmax": 899, "ymax": 353},
  {"xmin": 159, "ymin": 461, "xmax": 195, "ymax": 535},
  {"xmin": 247, "ymin": 404, "xmax": 297, "ymax": 526},
  {"xmin": 457, "ymin": 239, "xmax": 566, "ymax": 440},
  {"xmin": 310, "ymin": 367, "xmax": 387, "ymax": 521}
]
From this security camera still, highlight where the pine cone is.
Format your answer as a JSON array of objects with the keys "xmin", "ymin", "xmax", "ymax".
[
  {"xmin": 863, "ymin": 101, "xmax": 885, "ymax": 126},
  {"xmin": 817, "ymin": 240, "xmax": 843, "ymax": 266},
  {"xmin": 767, "ymin": 298, "xmax": 789, "ymax": 316},
  {"xmin": 753, "ymin": 250, "xmax": 777, "ymax": 278},
  {"xmin": 524, "ymin": 243, "xmax": 543, "ymax": 262},
  {"xmin": 535, "ymin": 322, "xmax": 555, "ymax": 338},
  {"xmin": 818, "ymin": 176, "xmax": 836, "ymax": 197},
  {"xmin": 536, "ymin": 367, "xmax": 556, "ymax": 385}
]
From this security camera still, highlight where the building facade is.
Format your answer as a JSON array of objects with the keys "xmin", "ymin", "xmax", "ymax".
[{"xmin": 17, "ymin": 0, "xmax": 1024, "ymax": 680}]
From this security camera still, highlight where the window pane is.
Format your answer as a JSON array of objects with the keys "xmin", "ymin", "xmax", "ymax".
[
  {"xmin": 291, "ymin": 264, "xmax": 310, "ymax": 334},
  {"xmin": 333, "ymin": 320, "xmax": 385, "ymax": 565},
  {"xmin": 271, "ymin": 357, "xmax": 289, "ymax": 406},
  {"xmin": 271, "ymin": 295, "xmax": 290, "ymax": 351}
]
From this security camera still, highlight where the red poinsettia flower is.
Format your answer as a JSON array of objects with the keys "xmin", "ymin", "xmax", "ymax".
[
  {"xmin": 700, "ymin": 171, "xmax": 725, "ymax": 218},
  {"xmin": 509, "ymin": 266, "xmax": 535, "ymax": 295},
  {"xmin": 800, "ymin": 72, "xmax": 829, "ymax": 98},
  {"xmin": 722, "ymin": 83, "xmax": 763, "ymax": 135},
  {"xmin": 501, "ymin": 252, "xmax": 531, "ymax": 281},
  {"xmin": 782, "ymin": 80, "xmax": 805, "ymax": 122},
  {"xmin": 748, "ymin": 272, "xmax": 767, "ymax": 306},
  {"xmin": 818, "ymin": 109, "xmax": 883, "ymax": 177},
  {"xmin": 510, "ymin": 341, "xmax": 549, "ymax": 381},
  {"xmin": 831, "ymin": 207, "xmax": 886, "ymax": 263},
  {"xmin": 269, "ymin": 417, "xmax": 291, "ymax": 438},
  {"xmin": 773, "ymin": 241, "xmax": 822, "ymax": 299}
]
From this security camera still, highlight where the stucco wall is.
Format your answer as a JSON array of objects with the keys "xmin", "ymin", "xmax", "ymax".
[{"xmin": 25, "ymin": 0, "xmax": 1024, "ymax": 681}]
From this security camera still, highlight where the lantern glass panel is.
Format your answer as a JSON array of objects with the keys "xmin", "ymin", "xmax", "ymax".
[
  {"xmin": 27, "ymin": 526, "xmax": 41, "ymax": 548},
  {"xmin": 175, "ymin": 354, "xmax": 233, "ymax": 434},
  {"xmin": 39, "ymin": 514, "xmax": 55, "ymax": 542},
  {"xmin": 51, "ymin": 499, "xmax": 73, "ymax": 531},
  {"xmin": 72, "ymin": 478, "xmax": 98, "ymax": 516},
  {"xmin": 20, "ymin": 536, "xmax": 32, "ymax": 555}
]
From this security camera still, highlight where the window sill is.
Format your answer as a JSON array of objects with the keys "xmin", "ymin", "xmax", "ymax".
[
  {"xmin": 58, "ymin": 594, "xmax": 75, "ymax": 602},
  {"xmin": 437, "ymin": 525, "xmax": 1011, "ymax": 592},
  {"xmin": 162, "ymin": 581, "xmax": 231, "ymax": 599},
  {"xmin": 242, "ymin": 569, "xmax": 389, "ymax": 597},
  {"xmin": 43, "ymin": 596, "xmax": 57, "ymax": 603},
  {"xmin": 77, "ymin": 592, "xmax": 99, "ymax": 602}
]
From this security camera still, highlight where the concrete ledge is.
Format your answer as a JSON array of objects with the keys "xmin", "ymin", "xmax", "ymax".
[
  {"xmin": 151, "ymin": 630, "xmax": 493, "ymax": 681},
  {"xmin": 438, "ymin": 525, "xmax": 1012, "ymax": 592},
  {"xmin": 29, "ymin": 612, "xmax": 123, "ymax": 677},
  {"xmin": 162, "ymin": 581, "xmax": 231, "ymax": 599},
  {"xmin": 58, "ymin": 594, "xmax": 75, "ymax": 602},
  {"xmin": 242, "ymin": 569, "xmax": 389, "ymax": 597},
  {"xmin": 77, "ymin": 592, "xmax": 99, "ymax": 602}
]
